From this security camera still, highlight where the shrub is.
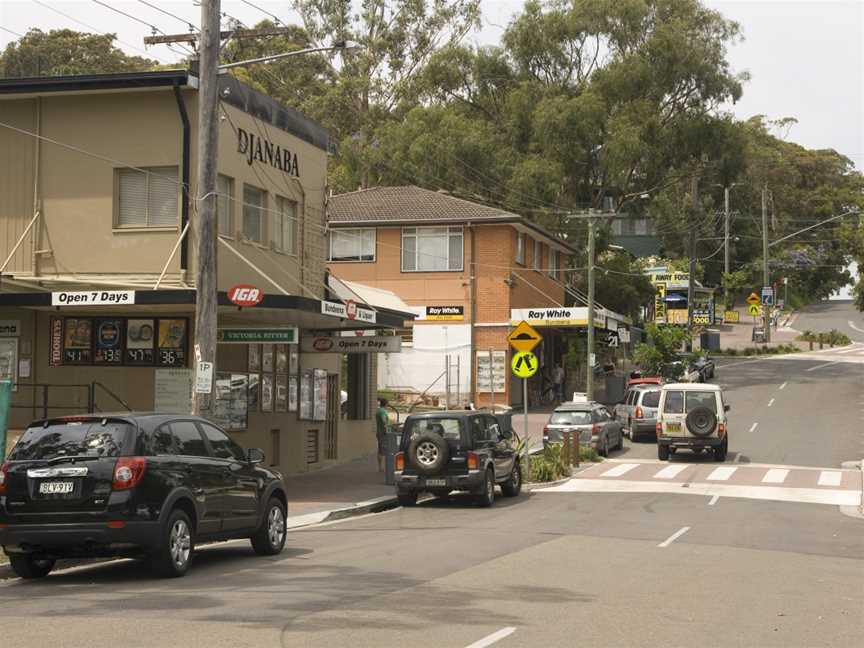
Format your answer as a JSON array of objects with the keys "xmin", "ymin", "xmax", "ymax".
[{"xmin": 529, "ymin": 444, "xmax": 572, "ymax": 482}]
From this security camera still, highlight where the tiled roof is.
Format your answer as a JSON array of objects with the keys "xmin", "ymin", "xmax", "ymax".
[{"xmin": 328, "ymin": 185, "xmax": 576, "ymax": 252}]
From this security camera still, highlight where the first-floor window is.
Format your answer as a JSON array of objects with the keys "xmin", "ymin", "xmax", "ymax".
[
  {"xmin": 272, "ymin": 196, "xmax": 298, "ymax": 254},
  {"xmin": 515, "ymin": 232, "xmax": 525, "ymax": 265},
  {"xmin": 533, "ymin": 239, "xmax": 542, "ymax": 271},
  {"xmin": 329, "ymin": 228, "xmax": 375, "ymax": 261},
  {"xmin": 548, "ymin": 249, "xmax": 558, "ymax": 279},
  {"xmin": 243, "ymin": 184, "xmax": 266, "ymax": 243},
  {"xmin": 117, "ymin": 166, "xmax": 179, "ymax": 228},
  {"xmin": 402, "ymin": 226, "xmax": 463, "ymax": 271}
]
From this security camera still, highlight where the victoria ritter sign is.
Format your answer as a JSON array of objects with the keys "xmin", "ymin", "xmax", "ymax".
[{"xmin": 237, "ymin": 128, "xmax": 300, "ymax": 177}]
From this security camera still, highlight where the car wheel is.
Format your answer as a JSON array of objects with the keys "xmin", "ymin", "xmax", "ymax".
[
  {"xmin": 251, "ymin": 497, "xmax": 287, "ymax": 556},
  {"xmin": 475, "ymin": 468, "xmax": 495, "ymax": 507},
  {"xmin": 407, "ymin": 432, "xmax": 450, "ymax": 475},
  {"xmin": 501, "ymin": 461, "xmax": 522, "ymax": 497},
  {"xmin": 150, "ymin": 508, "xmax": 194, "ymax": 578},
  {"xmin": 714, "ymin": 437, "xmax": 728, "ymax": 462},
  {"xmin": 600, "ymin": 436, "xmax": 609, "ymax": 457},
  {"xmin": 658, "ymin": 444, "xmax": 670, "ymax": 461},
  {"xmin": 397, "ymin": 491, "xmax": 418, "ymax": 507},
  {"xmin": 9, "ymin": 555, "xmax": 55, "ymax": 579},
  {"xmin": 614, "ymin": 430, "xmax": 624, "ymax": 451}
]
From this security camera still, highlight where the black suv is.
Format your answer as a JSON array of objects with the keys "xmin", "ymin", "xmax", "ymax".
[
  {"xmin": 0, "ymin": 414, "xmax": 288, "ymax": 579},
  {"xmin": 394, "ymin": 411, "xmax": 522, "ymax": 507}
]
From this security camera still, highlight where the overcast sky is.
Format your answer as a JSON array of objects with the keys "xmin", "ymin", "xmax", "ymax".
[{"xmin": 0, "ymin": 0, "xmax": 861, "ymax": 169}]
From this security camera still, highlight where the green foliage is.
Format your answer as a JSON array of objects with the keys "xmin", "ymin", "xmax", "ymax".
[
  {"xmin": 594, "ymin": 253, "xmax": 656, "ymax": 321},
  {"xmin": 0, "ymin": 29, "xmax": 158, "ymax": 77},
  {"xmin": 721, "ymin": 271, "xmax": 750, "ymax": 308},
  {"xmin": 528, "ymin": 444, "xmax": 572, "ymax": 482},
  {"xmin": 633, "ymin": 323, "xmax": 690, "ymax": 379}
]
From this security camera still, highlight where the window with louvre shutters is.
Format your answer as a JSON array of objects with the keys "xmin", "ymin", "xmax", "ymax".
[{"xmin": 116, "ymin": 166, "xmax": 178, "ymax": 228}]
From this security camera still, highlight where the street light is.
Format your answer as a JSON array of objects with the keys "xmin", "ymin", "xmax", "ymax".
[
  {"xmin": 218, "ymin": 41, "xmax": 361, "ymax": 71},
  {"xmin": 768, "ymin": 209, "xmax": 860, "ymax": 248}
]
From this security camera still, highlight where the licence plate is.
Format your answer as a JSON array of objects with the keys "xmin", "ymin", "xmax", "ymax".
[
  {"xmin": 425, "ymin": 479, "xmax": 447, "ymax": 487},
  {"xmin": 39, "ymin": 481, "xmax": 74, "ymax": 495},
  {"xmin": 666, "ymin": 422, "xmax": 681, "ymax": 433}
]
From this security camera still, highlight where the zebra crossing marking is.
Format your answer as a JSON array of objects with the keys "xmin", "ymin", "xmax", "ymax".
[
  {"xmin": 601, "ymin": 463, "xmax": 639, "ymax": 477},
  {"xmin": 762, "ymin": 468, "xmax": 789, "ymax": 484},
  {"xmin": 817, "ymin": 471, "xmax": 842, "ymax": 486},
  {"xmin": 653, "ymin": 464, "xmax": 689, "ymax": 479},
  {"xmin": 707, "ymin": 466, "xmax": 737, "ymax": 481}
]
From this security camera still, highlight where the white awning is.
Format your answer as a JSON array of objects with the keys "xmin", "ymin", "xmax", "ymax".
[{"xmin": 327, "ymin": 276, "xmax": 413, "ymax": 314}]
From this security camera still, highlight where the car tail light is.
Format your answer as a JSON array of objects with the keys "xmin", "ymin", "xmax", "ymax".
[
  {"xmin": 656, "ymin": 422, "xmax": 663, "ymax": 436},
  {"xmin": 635, "ymin": 406, "xmax": 643, "ymax": 419},
  {"xmin": 107, "ymin": 520, "xmax": 126, "ymax": 529},
  {"xmin": 0, "ymin": 462, "xmax": 8, "ymax": 495},
  {"xmin": 394, "ymin": 452, "xmax": 405, "ymax": 472},
  {"xmin": 467, "ymin": 452, "xmax": 479, "ymax": 471},
  {"xmin": 112, "ymin": 457, "xmax": 147, "ymax": 491},
  {"xmin": 718, "ymin": 423, "xmax": 726, "ymax": 436},
  {"xmin": 591, "ymin": 424, "xmax": 601, "ymax": 436}
]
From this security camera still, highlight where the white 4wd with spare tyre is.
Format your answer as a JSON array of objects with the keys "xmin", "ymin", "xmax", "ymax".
[{"xmin": 656, "ymin": 383, "xmax": 730, "ymax": 461}]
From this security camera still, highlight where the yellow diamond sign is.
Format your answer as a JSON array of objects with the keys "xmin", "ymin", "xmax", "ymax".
[
  {"xmin": 748, "ymin": 303, "xmax": 761, "ymax": 316},
  {"xmin": 511, "ymin": 351, "xmax": 539, "ymax": 378},
  {"xmin": 508, "ymin": 320, "xmax": 542, "ymax": 353},
  {"xmin": 746, "ymin": 292, "xmax": 760, "ymax": 306}
]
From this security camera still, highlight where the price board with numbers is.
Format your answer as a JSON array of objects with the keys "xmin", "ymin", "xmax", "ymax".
[{"xmin": 53, "ymin": 316, "xmax": 188, "ymax": 368}]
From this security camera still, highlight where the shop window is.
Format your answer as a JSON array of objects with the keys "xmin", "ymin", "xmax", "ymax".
[
  {"xmin": 116, "ymin": 166, "xmax": 179, "ymax": 228},
  {"xmin": 346, "ymin": 354, "xmax": 371, "ymax": 420},
  {"xmin": 242, "ymin": 184, "xmax": 267, "ymax": 243},
  {"xmin": 329, "ymin": 228, "xmax": 375, "ymax": 261},
  {"xmin": 402, "ymin": 226, "xmax": 463, "ymax": 272},
  {"xmin": 272, "ymin": 195, "xmax": 298, "ymax": 254},
  {"xmin": 216, "ymin": 174, "xmax": 234, "ymax": 237},
  {"xmin": 533, "ymin": 239, "xmax": 542, "ymax": 271},
  {"xmin": 548, "ymin": 249, "xmax": 558, "ymax": 279},
  {"xmin": 515, "ymin": 232, "xmax": 525, "ymax": 265}
]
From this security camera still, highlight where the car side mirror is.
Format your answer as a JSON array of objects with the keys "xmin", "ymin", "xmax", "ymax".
[
  {"xmin": 499, "ymin": 429, "xmax": 513, "ymax": 441},
  {"xmin": 247, "ymin": 448, "xmax": 265, "ymax": 464},
  {"xmin": 724, "ymin": 404, "xmax": 731, "ymax": 412}
]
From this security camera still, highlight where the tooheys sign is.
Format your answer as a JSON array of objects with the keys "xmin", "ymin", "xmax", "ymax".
[{"xmin": 227, "ymin": 284, "xmax": 264, "ymax": 307}]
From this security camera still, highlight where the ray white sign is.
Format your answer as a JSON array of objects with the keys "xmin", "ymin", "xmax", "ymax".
[
  {"xmin": 51, "ymin": 291, "xmax": 136, "ymax": 307},
  {"xmin": 301, "ymin": 336, "xmax": 401, "ymax": 354}
]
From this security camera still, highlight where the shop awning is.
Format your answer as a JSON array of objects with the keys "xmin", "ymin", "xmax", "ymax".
[{"xmin": 327, "ymin": 276, "xmax": 413, "ymax": 314}]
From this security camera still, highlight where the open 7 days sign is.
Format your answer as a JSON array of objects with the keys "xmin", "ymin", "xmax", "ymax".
[{"xmin": 52, "ymin": 291, "xmax": 135, "ymax": 307}]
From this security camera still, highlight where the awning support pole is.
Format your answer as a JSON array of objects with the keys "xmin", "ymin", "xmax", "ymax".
[
  {"xmin": 1, "ymin": 211, "xmax": 40, "ymax": 273},
  {"xmin": 154, "ymin": 221, "xmax": 190, "ymax": 289}
]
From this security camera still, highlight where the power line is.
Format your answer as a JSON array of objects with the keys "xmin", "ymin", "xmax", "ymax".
[
  {"xmin": 0, "ymin": 25, "xmax": 25, "ymax": 39},
  {"xmin": 136, "ymin": 0, "xmax": 199, "ymax": 33},
  {"xmin": 91, "ymin": 0, "xmax": 195, "ymax": 55},
  {"xmin": 240, "ymin": 0, "xmax": 288, "ymax": 26}
]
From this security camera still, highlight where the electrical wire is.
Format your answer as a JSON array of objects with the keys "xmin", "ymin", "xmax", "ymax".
[
  {"xmin": 239, "ymin": 0, "xmax": 288, "ymax": 26},
  {"xmin": 136, "ymin": 0, "xmax": 199, "ymax": 32},
  {"xmin": 91, "ymin": 0, "xmax": 195, "ymax": 55}
]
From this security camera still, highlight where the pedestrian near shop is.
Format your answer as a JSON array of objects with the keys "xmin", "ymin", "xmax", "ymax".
[
  {"xmin": 375, "ymin": 399, "xmax": 390, "ymax": 472},
  {"xmin": 552, "ymin": 363, "xmax": 565, "ymax": 402}
]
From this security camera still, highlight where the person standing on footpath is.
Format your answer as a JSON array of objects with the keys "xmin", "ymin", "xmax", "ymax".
[
  {"xmin": 552, "ymin": 363, "xmax": 565, "ymax": 402},
  {"xmin": 375, "ymin": 398, "xmax": 390, "ymax": 472}
]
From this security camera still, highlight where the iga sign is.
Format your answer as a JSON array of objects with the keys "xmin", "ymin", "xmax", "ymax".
[
  {"xmin": 300, "ymin": 335, "xmax": 401, "ymax": 354},
  {"xmin": 51, "ymin": 290, "xmax": 135, "ymax": 307},
  {"xmin": 227, "ymin": 284, "xmax": 264, "ymax": 307},
  {"xmin": 321, "ymin": 300, "xmax": 376, "ymax": 323}
]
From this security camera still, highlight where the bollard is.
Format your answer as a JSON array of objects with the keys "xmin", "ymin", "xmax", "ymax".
[
  {"xmin": 384, "ymin": 431, "xmax": 399, "ymax": 486},
  {"xmin": 0, "ymin": 380, "xmax": 12, "ymax": 460}
]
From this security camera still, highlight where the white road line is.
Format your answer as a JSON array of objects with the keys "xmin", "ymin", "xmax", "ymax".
[
  {"xmin": 707, "ymin": 466, "xmax": 737, "ymax": 481},
  {"xmin": 849, "ymin": 320, "xmax": 864, "ymax": 334},
  {"xmin": 658, "ymin": 526, "xmax": 691, "ymax": 548},
  {"xmin": 601, "ymin": 463, "xmax": 639, "ymax": 477},
  {"xmin": 806, "ymin": 361, "xmax": 840, "ymax": 372},
  {"xmin": 762, "ymin": 468, "xmax": 790, "ymax": 484},
  {"xmin": 779, "ymin": 382, "xmax": 787, "ymax": 390},
  {"xmin": 749, "ymin": 422, "xmax": 759, "ymax": 433},
  {"xmin": 767, "ymin": 398, "xmax": 775, "ymax": 407},
  {"xmin": 836, "ymin": 347, "xmax": 862, "ymax": 354},
  {"xmin": 653, "ymin": 464, "xmax": 689, "ymax": 479},
  {"xmin": 465, "ymin": 627, "xmax": 517, "ymax": 648},
  {"xmin": 817, "ymin": 471, "xmax": 842, "ymax": 487},
  {"xmin": 708, "ymin": 495, "xmax": 720, "ymax": 506}
]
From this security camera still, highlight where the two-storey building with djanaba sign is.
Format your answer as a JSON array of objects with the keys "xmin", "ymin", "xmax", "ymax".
[{"xmin": 0, "ymin": 70, "xmax": 412, "ymax": 473}]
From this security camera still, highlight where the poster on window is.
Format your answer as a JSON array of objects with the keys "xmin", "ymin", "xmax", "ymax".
[
  {"xmin": 94, "ymin": 318, "xmax": 123, "ymax": 365},
  {"xmin": 313, "ymin": 369, "xmax": 328, "ymax": 421},
  {"xmin": 261, "ymin": 374, "xmax": 274, "ymax": 412},
  {"xmin": 63, "ymin": 318, "xmax": 92, "ymax": 364},
  {"xmin": 275, "ymin": 374, "xmax": 288, "ymax": 412},
  {"xmin": 248, "ymin": 373, "xmax": 260, "ymax": 411},
  {"xmin": 288, "ymin": 375, "xmax": 298, "ymax": 412},
  {"xmin": 228, "ymin": 374, "xmax": 248, "ymax": 430},
  {"xmin": 248, "ymin": 344, "xmax": 261, "ymax": 372},
  {"xmin": 476, "ymin": 350, "xmax": 507, "ymax": 393},
  {"xmin": 289, "ymin": 345, "xmax": 299, "ymax": 374},
  {"xmin": 157, "ymin": 319, "xmax": 187, "ymax": 367},
  {"xmin": 0, "ymin": 338, "xmax": 18, "ymax": 385},
  {"xmin": 262, "ymin": 344, "xmax": 274, "ymax": 372},
  {"xmin": 126, "ymin": 318, "xmax": 155, "ymax": 364},
  {"xmin": 276, "ymin": 344, "xmax": 288, "ymax": 373},
  {"xmin": 299, "ymin": 369, "xmax": 313, "ymax": 420}
]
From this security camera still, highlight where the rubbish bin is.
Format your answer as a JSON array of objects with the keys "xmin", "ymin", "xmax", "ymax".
[
  {"xmin": 700, "ymin": 330, "xmax": 721, "ymax": 352},
  {"xmin": 384, "ymin": 431, "xmax": 400, "ymax": 486},
  {"xmin": 752, "ymin": 326, "xmax": 766, "ymax": 343}
]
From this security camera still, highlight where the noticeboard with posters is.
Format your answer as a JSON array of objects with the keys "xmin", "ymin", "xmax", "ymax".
[
  {"xmin": 275, "ymin": 374, "xmax": 288, "ymax": 412},
  {"xmin": 276, "ymin": 344, "xmax": 288, "ymax": 373},
  {"xmin": 288, "ymin": 375, "xmax": 298, "ymax": 412},
  {"xmin": 248, "ymin": 344, "xmax": 261, "ymax": 372},
  {"xmin": 63, "ymin": 318, "xmax": 93, "ymax": 364},
  {"xmin": 313, "ymin": 369, "xmax": 328, "ymax": 421},
  {"xmin": 299, "ymin": 369, "xmax": 314, "ymax": 420},
  {"xmin": 211, "ymin": 372, "xmax": 248, "ymax": 430},
  {"xmin": 262, "ymin": 344, "xmax": 274, "ymax": 373},
  {"xmin": 261, "ymin": 374, "xmax": 274, "ymax": 412},
  {"xmin": 289, "ymin": 345, "xmax": 299, "ymax": 375},
  {"xmin": 248, "ymin": 373, "xmax": 260, "ymax": 411}
]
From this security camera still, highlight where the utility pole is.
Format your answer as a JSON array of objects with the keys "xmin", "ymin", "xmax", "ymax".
[
  {"xmin": 192, "ymin": 0, "xmax": 221, "ymax": 416},
  {"xmin": 724, "ymin": 186, "xmax": 731, "ymax": 278},
  {"xmin": 762, "ymin": 185, "xmax": 771, "ymax": 343},
  {"xmin": 686, "ymin": 174, "xmax": 698, "ymax": 351},
  {"xmin": 586, "ymin": 216, "xmax": 596, "ymax": 399}
]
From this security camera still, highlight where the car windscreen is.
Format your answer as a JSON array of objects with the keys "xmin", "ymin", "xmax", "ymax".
[
  {"xmin": 8, "ymin": 420, "xmax": 133, "ymax": 461},
  {"xmin": 549, "ymin": 411, "xmax": 592, "ymax": 425},
  {"xmin": 641, "ymin": 391, "xmax": 661, "ymax": 408},
  {"xmin": 401, "ymin": 417, "xmax": 462, "ymax": 446}
]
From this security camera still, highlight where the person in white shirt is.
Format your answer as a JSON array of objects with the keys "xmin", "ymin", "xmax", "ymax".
[{"xmin": 552, "ymin": 364, "xmax": 565, "ymax": 402}]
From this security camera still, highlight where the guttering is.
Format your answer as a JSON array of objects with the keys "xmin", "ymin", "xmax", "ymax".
[{"xmin": 173, "ymin": 82, "xmax": 190, "ymax": 274}]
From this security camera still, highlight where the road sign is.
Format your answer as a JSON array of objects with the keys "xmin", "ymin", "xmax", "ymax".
[
  {"xmin": 618, "ymin": 328, "xmax": 630, "ymax": 344},
  {"xmin": 605, "ymin": 330, "xmax": 619, "ymax": 348},
  {"xmin": 761, "ymin": 286, "xmax": 774, "ymax": 306},
  {"xmin": 748, "ymin": 304, "xmax": 761, "ymax": 316},
  {"xmin": 746, "ymin": 292, "xmax": 760, "ymax": 306},
  {"xmin": 508, "ymin": 320, "xmax": 542, "ymax": 353},
  {"xmin": 511, "ymin": 351, "xmax": 539, "ymax": 378}
]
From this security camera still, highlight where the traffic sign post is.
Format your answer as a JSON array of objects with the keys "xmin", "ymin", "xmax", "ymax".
[
  {"xmin": 508, "ymin": 320, "xmax": 542, "ymax": 482},
  {"xmin": 761, "ymin": 286, "xmax": 774, "ymax": 306},
  {"xmin": 748, "ymin": 303, "xmax": 761, "ymax": 317}
]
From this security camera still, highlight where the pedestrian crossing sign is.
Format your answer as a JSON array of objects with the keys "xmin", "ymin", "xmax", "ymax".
[
  {"xmin": 748, "ymin": 304, "xmax": 761, "ymax": 316},
  {"xmin": 511, "ymin": 351, "xmax": 539, "ymax": 378}
]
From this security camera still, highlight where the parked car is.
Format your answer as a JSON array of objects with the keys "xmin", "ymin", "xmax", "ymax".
[
  {"xmin": 665, "ymin": 354, "xmax": 702, "ymax": 383},
  {"xmin": 692, "ymin": 354, "xmax": 716, "ymax": 381},
  {"xmin": 543, "ymin": 398, "xmax": 624, "ymax": 457},
  {"xmin": 0, "ymin": 414, "xmax": 287, "ymax": 579},
  {"xmin": 656, "ymin": 383, "xmax": 730, "ymax": 461},
  {"xmin": 614, "ymin": 385, "xmax": 662, "ymax": 442},
  {"xmin": 394, "ymin": 410, "xmax": 521, "ymax": 508},
  {"xmin": 627, "ymin": 373, "xmax": 663, "ymax": 388}
]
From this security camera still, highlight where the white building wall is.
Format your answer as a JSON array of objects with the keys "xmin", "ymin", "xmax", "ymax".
[{"xmin": 378, "ymin": 324, "xmax": 471, "ymax": 404}]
